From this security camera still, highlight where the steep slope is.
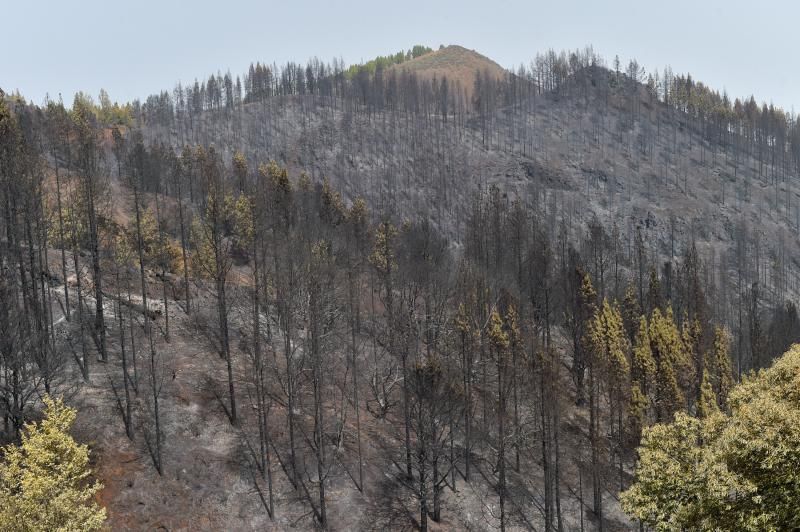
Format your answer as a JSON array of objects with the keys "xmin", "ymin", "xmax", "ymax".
[
  {"xmin": 69, "ymin": 47, "xmax": 800, "ymax": 531},
  {"xmin": 147, "ymin": 58, "xmax": 800, "ymax": 315},
  {"xmin": 52, "ymin": 183, "xmax": 631, "ymax": 529}
]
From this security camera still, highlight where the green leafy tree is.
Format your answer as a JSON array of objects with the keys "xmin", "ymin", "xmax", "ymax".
[
  {"xmin": 589, "ymin": 299, "xmax": 630, "ymax": 385},
  {"xmin": 621, "ymin": 284, "xmax": 641, "ymax": 343},
  {"xmin": 621, "ymin": 411, "xmax": 728, "ymax": 530},
  {"xmin": 649, "ymin": 307, "xmax": 688, "ymax": 421},
  {"xmin": 622, "ymin": 344, "xmax": 800, "ymax": 531},
  {"xmin": 567, "ymin": 269, "xmax": 596, "ymax": 406},
  {"xmin": 0, "ymin": 396, "xmax": 106, "ymax": 531},
  {"xmin": 631, "ymin": 316, "xmax": 656, "ymax": 399},
  {"xmin": 586, "ymin": 298, "xmax": 630, "ymax": 516},
  {"xmin": 696, "ymin": 370, "xmax": 720, "ymax": 419},
  {"xmin": 706, "ymin": 326, "xmax": 733, "ymax": 409},
  {"xmin": 626, "ymin": 384, "xmax": 649, "ymax": 449}
]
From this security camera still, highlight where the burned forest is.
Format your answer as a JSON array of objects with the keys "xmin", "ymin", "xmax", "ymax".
[{"xmin": 3, "ymin": 42, "xmax": 800, "ymax": 531}]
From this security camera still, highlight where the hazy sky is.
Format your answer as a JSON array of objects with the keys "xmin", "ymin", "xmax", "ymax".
[{"xmin": 3, "ymin": 0, "xmax": 797, "ymax": 112}]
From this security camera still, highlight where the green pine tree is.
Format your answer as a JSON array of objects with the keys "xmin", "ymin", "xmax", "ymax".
[{"xmin": 0, "ymin": 397, "xmax": 106, "ymax": 531}]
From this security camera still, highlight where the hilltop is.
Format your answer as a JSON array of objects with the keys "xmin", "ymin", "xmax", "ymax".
[{"xmin": 391, "ymin": 44, "xmax": 506, "ymax": 90}]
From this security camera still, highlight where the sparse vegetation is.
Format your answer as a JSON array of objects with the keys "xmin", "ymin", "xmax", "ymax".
[
  {"xmin": 3, "ymin": 39, "xmax": 800, "ymax": 530},
  {"xmin": 346, "ymin": 44, "xmax": 433, "ymax": 77}
]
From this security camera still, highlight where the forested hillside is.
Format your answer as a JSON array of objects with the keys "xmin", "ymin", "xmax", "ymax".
[
  {"xmin": 2, "ymin": 44, "xmax": 800, "ymax": 530},
  {"xmin": 133, "ymin": 45, "xmax": 800, "ymax": 373}
]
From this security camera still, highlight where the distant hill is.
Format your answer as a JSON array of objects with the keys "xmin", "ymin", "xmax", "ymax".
[{"xmin": 391, "ymin": 44, "xmax": 506, "ymax": 93}]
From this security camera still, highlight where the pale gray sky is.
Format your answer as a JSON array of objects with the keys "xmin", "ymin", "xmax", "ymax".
[{"xmin": 3, "ymin": 0, "xmax": 797, "ymax": 112}]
